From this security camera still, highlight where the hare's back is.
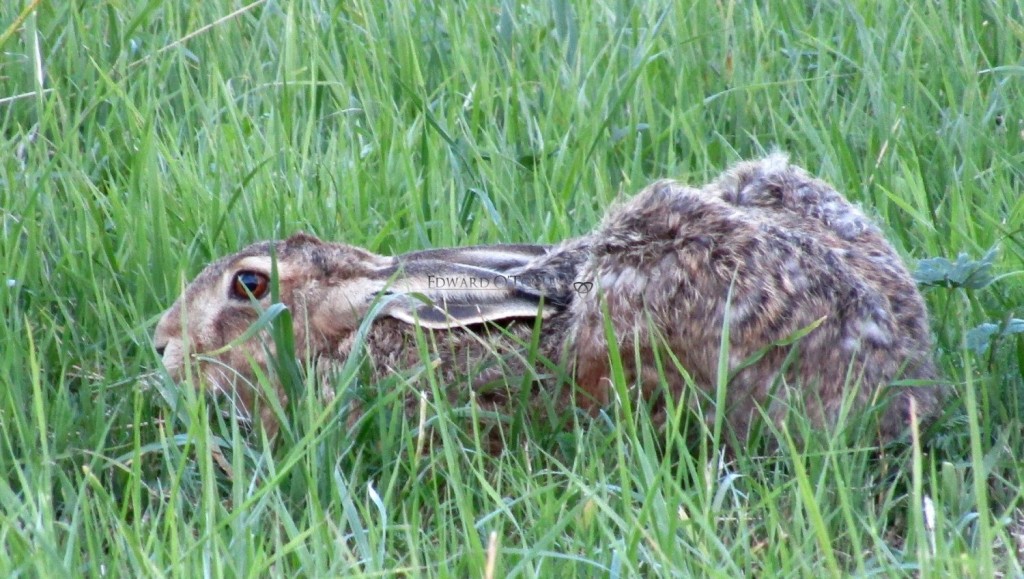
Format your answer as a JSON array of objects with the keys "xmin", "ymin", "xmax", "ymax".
[
  {"xmin": 587, "ymin": 180, "xmax": 888, "ymax": 350},
  {"xmin": 707, "ymin": 157, "xmax": 935, "ymax": 358},
  {"xmin": 569, "ymin": 173, "xmax": 937, "ymax": 432}
]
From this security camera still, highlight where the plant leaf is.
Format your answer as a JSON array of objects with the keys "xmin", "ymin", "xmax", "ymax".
[
  {"xmin": 966, "ymin": 318, "xmax": 1024, "ymax": 355},
  {"xmin": 914, "ymin": 248, "xmax": 997, "ymax": 289}
]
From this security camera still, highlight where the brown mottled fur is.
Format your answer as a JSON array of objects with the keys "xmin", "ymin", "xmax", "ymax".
[
  {"xmin": 154, "ymin": 155, "xmax": 943, "ymax": 444},
  {"xmin": 565, "ymin": 156, "xmax": 940, "ymax": 439}
]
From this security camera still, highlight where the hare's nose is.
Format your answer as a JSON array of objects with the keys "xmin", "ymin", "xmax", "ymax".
[{"xmin": 155, "ymin": 344, "xmax": 167, "ymax": 357}]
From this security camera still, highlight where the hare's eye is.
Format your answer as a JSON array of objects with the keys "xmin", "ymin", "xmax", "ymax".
[{"xmin": 231, "ymin": 271, "xmax": 270, "ymax": 300}]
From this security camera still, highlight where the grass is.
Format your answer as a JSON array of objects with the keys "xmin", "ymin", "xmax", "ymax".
[{"xmin": 2, "ymin": 0, "xmax": 1023, "ymax": 575}]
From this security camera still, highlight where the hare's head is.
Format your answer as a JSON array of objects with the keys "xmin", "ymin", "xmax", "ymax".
[
  {"xmin": 153, "ymin": 232, "xmax": 564, "ymax": 424},
  {"xmin": 153, "ymin": 233, "xmax": 391, "ymax": 413}
]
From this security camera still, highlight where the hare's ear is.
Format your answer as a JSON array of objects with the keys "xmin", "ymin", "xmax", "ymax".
[
  {"xmin": 378, "ymin": 258, "xmax": 559, "ymax": 329},
  {"xmin": 399, "ymin": 244, "xmax": 550, "ymax": 272}
]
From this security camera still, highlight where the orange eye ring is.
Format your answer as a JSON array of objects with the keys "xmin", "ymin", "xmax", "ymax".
[{"xmin": 231, "ymin": 271, "xmax": 270, "ymax": 300}]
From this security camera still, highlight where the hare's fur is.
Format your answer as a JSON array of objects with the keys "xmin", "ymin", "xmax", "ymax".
[{"xmin": 154, "ymin": 155, "xmax": 942, "ymax": 442}]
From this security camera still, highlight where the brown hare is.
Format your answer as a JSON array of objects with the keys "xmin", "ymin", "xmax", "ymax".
[{"xmin": 154, "ymin": 154, "xmax": 943, "ymax": 443}]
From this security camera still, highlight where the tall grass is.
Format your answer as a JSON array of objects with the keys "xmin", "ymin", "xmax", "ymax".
[{"xmin": 2, "ymin": 0, "xmax": 1022, "ymax": 575}]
